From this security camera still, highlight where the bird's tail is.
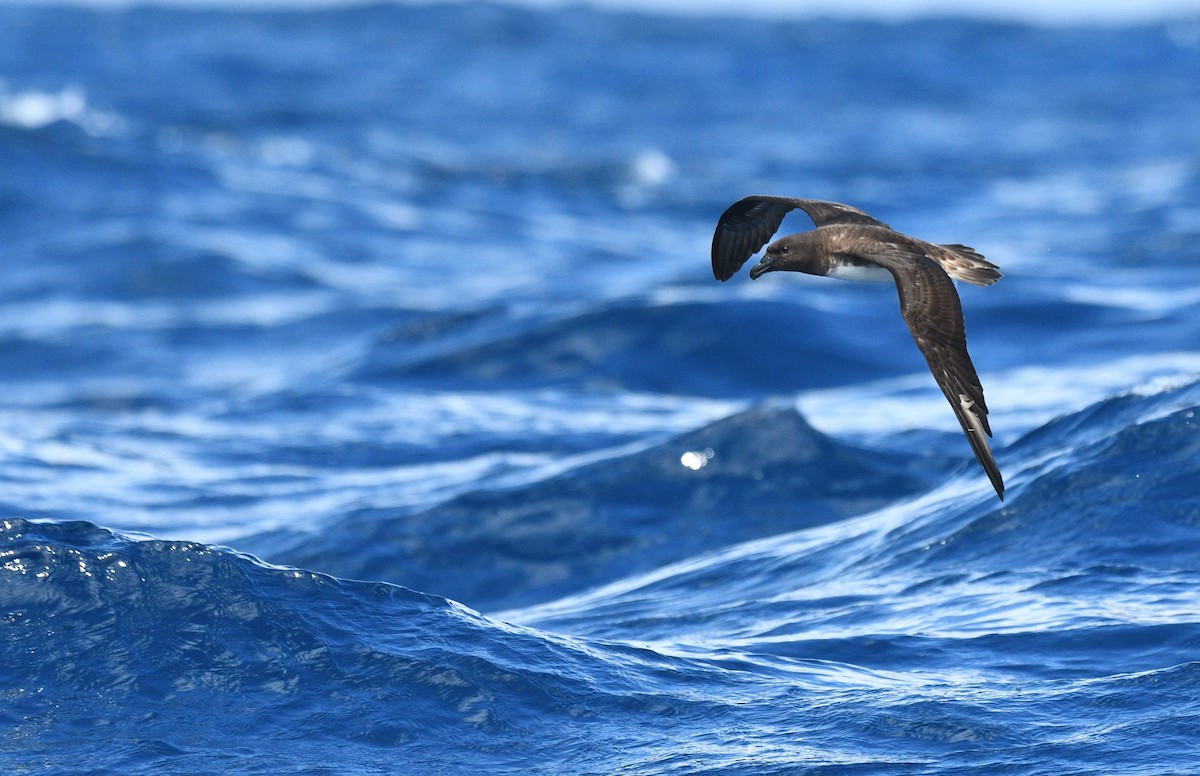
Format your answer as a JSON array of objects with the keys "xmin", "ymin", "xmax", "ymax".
[{"xmin": 929, "ymin": 243, "xmax": 1003, "ymax": 287}]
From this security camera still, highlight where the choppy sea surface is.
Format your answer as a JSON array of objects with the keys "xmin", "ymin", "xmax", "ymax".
[{"xmin": 3, "ymin": 2, "xmax": 1200, "ymax": 773}]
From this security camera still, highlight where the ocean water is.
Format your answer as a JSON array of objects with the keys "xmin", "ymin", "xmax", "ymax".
[{"xmin": 3, "ymin": 2, "xmax": 1200, "ymax": 773}]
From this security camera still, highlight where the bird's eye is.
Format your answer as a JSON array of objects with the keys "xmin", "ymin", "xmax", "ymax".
[{"xmin": 780, "ymin": 245, "xmax": 789, "ymax": 254}]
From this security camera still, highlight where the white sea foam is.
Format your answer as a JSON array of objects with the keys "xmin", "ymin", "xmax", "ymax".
[{"xmin": 0, "ymin": 81, "xmax": 122, "ymax": 135}]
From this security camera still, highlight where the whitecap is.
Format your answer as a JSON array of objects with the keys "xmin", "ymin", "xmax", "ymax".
[{"xmin": 0, "ymin": 82, "xmax": 122, "ymax": 135}]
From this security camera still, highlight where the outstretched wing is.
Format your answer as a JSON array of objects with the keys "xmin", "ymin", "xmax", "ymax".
[
  {"xmin": 711, "ymin": 196, "xmax": 889, "ymax": 281},
  {"xmin": 865, "ymin": 249, "xmax": 1005, "ymax": 500}
]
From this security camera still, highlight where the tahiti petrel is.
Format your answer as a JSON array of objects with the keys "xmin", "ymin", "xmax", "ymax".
[{"xmin": 711, "ymin": 195, "xmax": 1005, "ymax": 500}]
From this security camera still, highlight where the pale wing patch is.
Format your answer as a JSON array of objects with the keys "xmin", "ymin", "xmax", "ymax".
[{"xmin": 958, "ymin": 393, "xmax": 983, "ymax": 433}]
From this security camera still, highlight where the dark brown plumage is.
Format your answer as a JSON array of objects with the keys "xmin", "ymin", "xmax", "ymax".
[{"xmin": 712, "ymin": 195, "xmax": 1005, "ymax": 500}]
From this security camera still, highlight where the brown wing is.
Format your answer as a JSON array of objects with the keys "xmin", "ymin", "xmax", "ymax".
[
  {"xmin": 863, "ymin": 249, "xmax": 1005, "ymax": 501},
  {"xmin": 711, "ymin": 196, "xmax": 890, "ymax": 281}
]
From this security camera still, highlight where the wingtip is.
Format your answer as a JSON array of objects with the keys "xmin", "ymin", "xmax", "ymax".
[{"xmin": 988, "ymin": 470, "xmax": 1005, "ymax": 502}]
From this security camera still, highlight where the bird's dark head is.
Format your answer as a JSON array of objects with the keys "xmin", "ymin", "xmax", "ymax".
[{"xmin": 749, "ymin": 234, "xmax": 819, "ymax": 279}]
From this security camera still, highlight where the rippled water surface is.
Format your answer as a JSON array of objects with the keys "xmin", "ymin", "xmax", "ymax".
[{"xmin": 3, "ymin": 3, "xmax": 1200, "ymax": 773}]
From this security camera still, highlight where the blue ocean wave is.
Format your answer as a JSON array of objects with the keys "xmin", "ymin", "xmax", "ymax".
[
  {"xmin": 249, "ymin": 402, "xmax": 956, "ymax": 610},
  {"xmin": 4, "ymin": 3, "xmax": 1200, "ymax": 773},
  {"xmin": 6, "ymin": 385, "xmax": 1200, "ymax": 772},
  {"xmin": 359, "ymin": 299, "xmax": 927, "ymax": 395},
  {"xmin": 1, "ymin": 519, "xmax": 637, "ymax": 772},
  {"xmin": 502, "ymin": 388, "xmax": 1200, "ymax": 692}
]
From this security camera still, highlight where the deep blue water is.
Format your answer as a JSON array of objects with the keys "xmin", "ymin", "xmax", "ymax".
[{"xmin": 3, "ymin": 3, "xmax": 1200, "ymax": 773}]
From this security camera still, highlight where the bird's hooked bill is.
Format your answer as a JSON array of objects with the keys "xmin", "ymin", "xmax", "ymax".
[{"xmin": 748, "ymin": 257, "xmax": 775, "ymax": 279}]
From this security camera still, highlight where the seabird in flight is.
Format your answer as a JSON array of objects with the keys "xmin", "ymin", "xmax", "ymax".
[{"xmin": 711, "ymin": 195, "xmax": 1005, "ymax": 500}]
